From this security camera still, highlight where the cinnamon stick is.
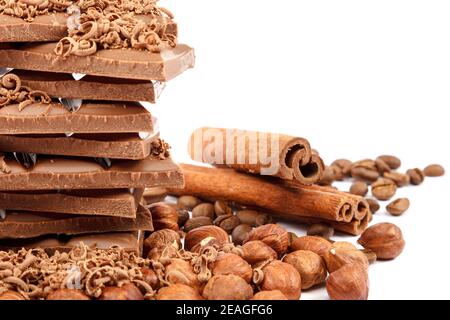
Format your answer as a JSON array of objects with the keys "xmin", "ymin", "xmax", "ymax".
[
  {"xmin": 188, "ymin": 128, "xmax": 325, "ymax": 185},
  {"xmin": 168, "ymin": 164, "xmax": 370, "ymax": 235}
]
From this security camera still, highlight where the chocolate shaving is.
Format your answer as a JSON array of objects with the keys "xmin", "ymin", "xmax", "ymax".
[
  {"xmin": 151, "ymin": 139, "xmax": 170, "ymax": 160},
  {"xmin": 13, "ymin": 152, "xmax": 37, "ymax": 169},
  {"xmin": 0, "ymin": 155, "xmax": 11, "ymax": 174}
]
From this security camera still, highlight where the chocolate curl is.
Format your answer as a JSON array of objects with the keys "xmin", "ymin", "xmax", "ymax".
[
  {"xmin": 188, "ymin": 127, "xmax": 324, "ymax": 185},
  {"xmin": 169, "ymin": 164, "xmax": 370, "ymax": 235}
]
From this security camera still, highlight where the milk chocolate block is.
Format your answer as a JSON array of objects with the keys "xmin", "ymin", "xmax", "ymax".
[
  {"xmin": 0, "ymin": 188, "xmax": 144, "ymax": 217},
  {"xmin": 0, "ymin": 155, "xmax": 184, "ymax": 190},
  {"xmin": 0, "ymin": 42, "xmax": 195, "ymax": 81},
  {"xmin": 14, "ymin": 70, "xmax": 161, "ymax": 103},
  {"xmin": 0, "ymin": 13, "xmax": 67, "ymax": 42},
  {"xmin": 0, "ymin": 133, "xmax": 160, "ymax": 160},
  {"xmin": 0, "ymin": 101, "xmax": 154, "ymax": 134},
  {"xmin": 0, "ymin": 231, "xmax": 144, "ymax": 255}
]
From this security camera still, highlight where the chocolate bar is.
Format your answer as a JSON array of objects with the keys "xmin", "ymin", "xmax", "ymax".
[
  {"xmin": 0, "ymin": 13, "xmax": 177, "ymax": 43},
  {"xmin": 0, "ymin": 188, "xmax": 144, "ymax": 217},
  {"xmin": 0, "ymin": 155, "xmax": 184, "ymax": 190},
  {"xmin": 0, "ymin": 13, "xmax": 67, "ymax": 42},
  {"xmin": 0, "ymin": 42, "xmax": 195, "ymax": 81},
  {"xmin": 0, "ymin": 133, "xmax": 159, "ymax": 160},
  {"xmin": 0, "ymin": 231, "xmax": 144, "ymax": 255},
  {"xmin": 0, "ymin": 101, "xmax": 154, "ymax": 134},
  {"xmin": 13, "ymin": 70, "xmax": 161, "ymax": 103},
  {"xmin": 0, "ymin": 205, "xmax": 152, "ymax": 239}
]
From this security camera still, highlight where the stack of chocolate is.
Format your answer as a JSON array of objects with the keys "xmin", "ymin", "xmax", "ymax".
[{"xmin": 0, "ymin": 0, "xmax": 194, "ymax": 255}]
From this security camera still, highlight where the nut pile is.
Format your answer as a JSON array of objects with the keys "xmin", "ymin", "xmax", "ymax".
[{"xmin": 320, "ymin": 156, "xmax": 445, "ymax": 217}]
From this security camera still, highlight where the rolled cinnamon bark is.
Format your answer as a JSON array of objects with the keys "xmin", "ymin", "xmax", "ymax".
[
  {"xmin": 188, "ymin": 127, "xmax": 324, "ymax": 185},
  {"xmin": 168, "ymin": 164, "xmax": 370, "ymax": 233}
]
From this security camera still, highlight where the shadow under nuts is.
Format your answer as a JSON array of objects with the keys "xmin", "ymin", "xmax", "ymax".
[
  {"xmin": 252, "ymin": 290, "xmax": 288, "ymax": 300},
  {"xmin": 261, "ymin": 260, "xmax": 302, "ymax": 300},
  {"xmin": 157, "ymin": 284, "xmax": 203, "ymax": 300},
  {"xmin": 203, "ymin": 275, "xmax": 253, "ymax": 300},
  {"xmin": 283, "ymin": 250, "xmax": 327, "ymax": 290},
  {"xmin": 386, "ymin": 198, "xmax": 410, "ymax": 216},
  {"xmin": 211, "ymin": 253, "xmax": 253, "ymax": 283},
  {"xmin": 245, "ymin": 224, "xmax": 289, "ymax": 255},
  {"xmin": 326, "ymin": 263, "xmax": 369, "ymax": 300},
  {"xmin": 184, "ymin": 225, "xmax": 230, "ymax": 252},
  {"xmin": 242, "ymin": 240, "xmax": 278, "ymax": 265},
  {"xmin": 357, "ymin": 222, "xmax": 405, "ymax": 260},
  {"xmin": 290, "ymin": 236, "xmax": 332, "ymax": 257},
  {"xmin": 371, "ymin": 178, "xmax": 397, "ymax": 201}
]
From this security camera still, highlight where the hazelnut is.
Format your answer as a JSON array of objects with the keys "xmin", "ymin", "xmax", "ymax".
[
  {"xmin": 252, "ymin": 290, "xmax": 288, "ymax": 300},
  {"xmin": 184, "ymin": 217, "xmax": 213, "ymax": 233},
  {"xmin": 288, "ymin": 232, "xmax": 298, "ymax": 246},
  {"xmin": 211, "ymin": 253, "xmax": 253, "ymax": 283},
  {"xmin": 283, "ymin": 250, "xmax": 327, "ymax": 290},
  {"xmin": 99, "ymin": 284, "xmax": 144, "ymax": 300},
  {"xmin": 214, "ymin": 200, "xmax": 233, "ymax": 216},
  {"xmin": 423, "ymin": 164, "xmax": 445, "ymax": 177},
  {"xmin": 245, "ymin": 224, "xmax": 289, "ymax": 255},
  {"xmin": 184, "ymin": 225, "xmax": 230, "ymax": 252},
  {"xmin": 376, "ymin": 155, "xmax": 401, "ymax": 170},
  {"xmin": 0, "ymin": 290, "xmax": 25, "ymax": 300},
  {"xmin": 357, "ymin": 223, "xmax": 405, "ymax": 260},
  {"xmin": 306, "ymin": 223, "xmax": 334, "ymax": 239},
  {"xmin": 371, "ymin": 178, "xmax": 397, "ymax": 201},
  {"xmin": 261, "ymin": 261, "xmax": 302, "ymax": 300},
  {"xmin": 236, "ymin": 210, "xmax": 271, "ymax": 227},
  {"xmin": 386, "ymin": 198, "xmax": 410, "ymax": 216},
  {"xmin": 144, "ymin": 229, "xmax": 181, "ymax": 252},
  {"xmin": 177, "ymin": 195, "xmax": 202, "ymax": 210},
  {"xmin": 46, "ymin": 289, "xmax": 90, "ymax": 300},
  {"xmin": 148, "ymin": 202, "xmax": 179, "ymax": 231},
  {"xmin": 141, "ymin": 267, "xmax": 159, "ymax": 290},
  {"xmin": 406, "ymin": 168, "xmax": 425, "ymax": 185},
  {"xmin": 203, "ymin": 275, "xmax": 253, "ymax": 300},
  {"xmin": 361, "ymin": 249, "xmax": 377, "ymax": 264},
  {"xmin": 332, "ymin": 241, "xmax": 357, "ymax": 251},
  {"xmin": 192, "ymin": 203, "xmax": 216, "ymax": 220},
  {"xmin": 326, "ymin": 263, "xmax": 369, "ymax": 300},
  {"xmin": 157, "ymin": 284, "xmax": 203, "ymax": 300},
  {"xmin": 214, "ymin": 214, "xmax": 241, "ymax": 234},
  {"xmin": 147, "ymin": 245, "xmax": 178, "ymax": 264},
  {"xmin": 242, "ymin": 240, "xmax": 278, "ymax": 265},
  {"xmin": 324, "ymin": 247, "xmax": 369, "ymax": 273},
  {"xmin": 165, "ymin": 259, "xmax": 202, "ymax": 291},
  {"xmin": 290, "ymin": 236, "xmax": 332, "ymax": 257},
  {"xmin": 232, "ymin": 224, "xmax": 252, "ymax": 245}
]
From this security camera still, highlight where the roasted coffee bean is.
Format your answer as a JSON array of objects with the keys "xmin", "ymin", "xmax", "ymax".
[
  {"xmin": 214, "ymin": 214, "xmax": 241, "ymax": 234},
  {"xmin": 177, "ymin": 209, "xmax": 190, "ymax": 228},
  {"xmin": 177, "ymin": 196, "xmax": 202, "ymax": 210},
  {"xmin": 94, "ymin": 157, "xmax": 112, "ymax": 169},
  {"xmin": 351, "ymin": 167, "xmax": 379, "ymax": 182},
  {"xmin": 236, "ymin": 210, "xmax": 271, "ymax": 227},
  {"xmin": 307, "ymin": 223, "xmax": 334, "ymax": 239},
  {"xmin": 319, "ymin": 166, "xmax": 339, "ymax": 185},
  {"xmin": 371, "ymin": 178, "xmax": 397, "ymax": 201},
  {"xmin": 386, "ymin": 198, "xmax": 410, "ymax": 216},
  {"xmin": 13, "ymin": 152, "xmax": 37, "ymax": 169},
  {"xmin": 232, "ymin": 224, "xmax": 253, "ymax": 245},
  {"xmin": 383, "ymin": 171, "xmax": 410, "ymax": 187},
  {"xmin": 376, "ymin": 155, "xmax": 401, "ymax": 170},
  {"xmin": 423, "ymin": 164, "xmax": 445, "ymax": 177},
  {"xmin": 365, "ymin": 198, "xmax": 380, "ymax": 214},
  {"xmin": 184, "ymin": 217, "xmax": 213, "ymax": 232},
  {"xmin": 192, "ymin": 203, "xmax": 215, "ymax": 220},
  {"xmin": 406, "ymin": 168, "xmax": 425, "ymax": 185},
  {"xmin": 331, "ymin": 159, "xmax": 353, "ymax": 177},
  {"xmin": 349, "ymin": 181, "xmax": 369, "ymax": 196},
  {"xmin": 375, "ymin": 158, "xmax": 391, "ymax": 175},
  {"xmin": 214, "ymin": 200, "xmax": 233, "ymax": 216}
]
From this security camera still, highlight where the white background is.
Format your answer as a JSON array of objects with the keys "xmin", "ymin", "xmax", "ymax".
[{"xmin": 156, "ymin": 0, "xmax": 450, "ymax": 300}]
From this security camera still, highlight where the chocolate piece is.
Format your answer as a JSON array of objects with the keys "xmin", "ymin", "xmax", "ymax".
[
  {"xmin": 0, "ymin": 13, "xmax": 67, "ymax": 42},
  {"xmin": 14, "ymin": 70, "xmax": 160, "ymax": 103},
  {"xmin": 0, "ymin": 205, "xmax": 153, "ymax": 239},
  {"xmin": 0, "ymin": 101, "xmax": 153, "ymax": 134},
  {"xmin": 0, "ymin": 133, "xmax": 160, "ymax": 160},
  {"xmin": 0, "ymin": 42, "xmax": 195, "ymax": 81},
  {"xmin": 0, "ymin": 13, "xmax": 177, "ymax": 43},
  {"xmin": 0, "ymin": 155, "xmax": 184, "ymax": 190},
  {"xmin": 0, "ymin": 188, "xmax": 144, "ymax": 217},
  {"xmin": 0, "ymin": 231, "xmax": 144, "ymax": 255}
]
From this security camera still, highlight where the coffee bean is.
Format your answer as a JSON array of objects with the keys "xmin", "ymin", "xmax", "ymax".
[
  {"xmin": 307, "ymin": 223, "xmax": 334, "ymax": 239},
  {"xmin": 371, "ymin": 178, "xmax": 397, "ymax": 201},
  {"xmin": 349, "ymin": 181, "xmax": 369, "ymax": 196},
  {"xmin": 376, "ymin": 155, "xmax": 401, "ymax": 170},
  {"xmin": 423, "ymin": 164, "xmax": 445, "ymax": 177},
  {"xmin": 406, "ymin": 168, "xmax": 425, "ymax": 185},
  {"xmin": 231, "ymin": 224, "xmax": 253, "ymax": 245},
  {"xmin": 351, "ymin": 167, "xmax": 379, "ymax": 182},
  {"xmin": 214, "ymin": 200, "xmax": 233, "ymax": 216},
  {"xmin": 365, "ymin": 198, "xmax": 380, "ymax": 214},
  {"xmin": 236, "ymin": 210, "xmax": 271, "ymax": 227},
  {"xmin": 375, "ymin": 158, "xmax": 391, "ymax": 175},
  {"xmin": 177, "ymin": 209, "xmax": 190, "ymax": 228},
  {"xmin": 383, "ymin": 171, "xmax": 410, "ymax": 187},
  {"xmin": 184, "ymin": 217, "xmax": 213, "ymax": 232},
  {"xmin": 331, "ymin": 159, "xmax": 353, "ymax": 177},
  {"xmin": 192, "ymin": 203, "xmax": 216, "ymax": 220},
  {"xmin": 214, "ymin": 214, "xmax": 241, "ymax": 234},
  {"xmin": 386, "ymin": 198, "xmax": 410, "ymax": 216},
  {"xmin": 177, "ymin": 196, "xmax": 202, "ymax": 210}
]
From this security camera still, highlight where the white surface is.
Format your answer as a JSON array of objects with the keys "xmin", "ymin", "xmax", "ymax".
[{"xmin": 157, "ymin": 0, "xmax": 450, "ymax": 300}]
